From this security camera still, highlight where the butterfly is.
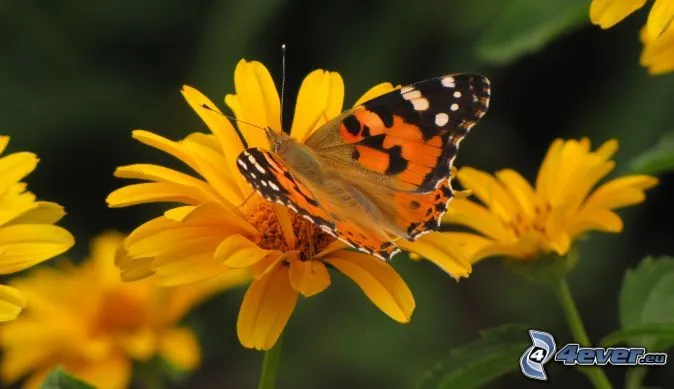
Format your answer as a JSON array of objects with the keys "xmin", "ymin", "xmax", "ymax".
[{"xmin": 236, "ymin": 74, "xmax": 491, "ymax": 260}]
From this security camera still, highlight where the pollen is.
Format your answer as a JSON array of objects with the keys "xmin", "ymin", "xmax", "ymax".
[{"xmin": 246, "ymin": 201, "xmax": 335, "ymax": 260}]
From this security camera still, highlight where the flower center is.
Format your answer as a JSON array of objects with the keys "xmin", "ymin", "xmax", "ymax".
[
  {"xmin": 508, "ymin": 202, "xmax": 552, "ymax": 238},
  {"xmin": 93, "ymin": 289, "xmax": 147, "ymax": 335},
  {"xmin": 246, "ymin": 200, "xmax": 335, "ymax": 259}
]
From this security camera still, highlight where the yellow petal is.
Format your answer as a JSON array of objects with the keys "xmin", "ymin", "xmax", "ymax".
[
  {"xmin": 353, "ymin": 82, "xmax": 397, "ymax": 106},
  {"xmin": 0, "ymin": 152, "xmax": 38, "ymax": 188},
  {"xmin": 567, "ymin": 209, "xmax": 624, "ymax": 237},
  {"xmin": 495, "ymin": 169, "xmax": 537, "ymax": 219},
  {"xmin": 6, "ymin": 201, "xmax": 65, "ymax": 225},
  {"xmin": 154, "ymin": 251, "xmax": 229, "ymax": 287},
  {"xmin": 457, "ymin": 167, "xmax": 519, "ymax": 222},
  {"xmin": 160, "ymin": 327, "xmax": 201, "ymax": 370},
  {"xmin": 107, "ymin": 182, "xmax": 202, "ymax": 208},
  {"xmin": 584, "ymin": 175, "xmax": 658, "ymax": 210},
  {"xmin": 0, "ymin": 136, "xmax": 9, "ymax": 155},
  {"xmin": 590, "ymin": 0, "xmax": 647, "ymax": 29},
  {"xmin": 214, "ymin": 234, "xmax": 270, "ymax": 268},
  {"xmin": 0, "ymin": 225, "xmax": 74, "ymax": 274},
  {"xmin": 290, "ymin": 70, "xmax": 344, "ymax": 142},
  {"xmin": 596, "ymin": 139, "xmax": 619, "ymax": 159},
  {"xmin": 71, "ymin": 354, "xmax": 132, "ymax": 389},
  {"xmin": 132, "ymin": 129, "xmax": 246, "ymax": 204},
  {"xmin": 250, "ymin": 251, "xmax": 291, "ymax": 279},
  {"xmin": 163, "ymin": 269, "xmax": 250, "ymax": 323},
  {"xmin": 272, "ymin": 203, "xmax": 296, "ymax": 249},
  {"xmin": 443, "ymin": 198, "xmax": 515, "ymax": 242},
  {"xmin": 180, "ymin": 87, "xmax": 253, "ymax": 196},
  {"xmin": 641, "ymin": 24, "xmax": 674, "ymax": 74},
  {"xmin": 398, "ymin": 234, "xmax": 472, "ymax": 279},
  {"xmin": 226, "ymin": 60, "xmax": 281, "ymax": 149},
  {"xmin": 114, "ymin": 164, "xmax": 220, "ymax": 203},
  {"xmin": 0, "ymin": 285, "xmax": 26, "ymax": 321},
  {"xmin": 237, "ymin": 266, "xmax": 298, "ymax": 350},
  {"xmin": 535, "ymin": 138, "xmax": 564, "ymax": 198},
  {"xmin": 288, "ymin": 257, "xmax": 330, "ymax": 297},
  {"xmin": 645, "ymin": 0, "xmax": 674, "ymax": 41},
  {"xmin": 323, "ymin": 251, "xmax": 414, "ymax": 323}
]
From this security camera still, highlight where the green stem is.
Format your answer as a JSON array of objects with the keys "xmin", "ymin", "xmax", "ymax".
[
  {"xmin": 258, "ymin": 334, "xmax": 284, "ymax": 389},
  {"xmin": 625, "ymin": 367, "xmax": 647, "ymax": 389},
  {"xmin": 551, "ymin": 279, "xmax": 613, "ymax": 389}
]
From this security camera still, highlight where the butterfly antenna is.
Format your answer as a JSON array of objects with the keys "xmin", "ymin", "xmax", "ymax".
[
  {"xmin": 280, "ymin": 43, "xmax": 287, "ymax": 129},
  {"xmin": 199, "ymin": 103, "xmax": 271, "ymax": 148}
]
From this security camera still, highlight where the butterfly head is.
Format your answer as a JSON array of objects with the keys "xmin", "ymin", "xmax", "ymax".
[{"xmin": 264, "ymin": 126, "xmax": 288, "ymax": 152}]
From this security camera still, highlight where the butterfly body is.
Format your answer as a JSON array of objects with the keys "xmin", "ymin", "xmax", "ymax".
[{"xmin": 236, "ymin": 74, "xmax": 491, "ymax": 260}]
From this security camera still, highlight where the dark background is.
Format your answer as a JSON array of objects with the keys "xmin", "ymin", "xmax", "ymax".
[{"xmin": 1, "ymin": 0, "xmax": 673, "ymax": 388}]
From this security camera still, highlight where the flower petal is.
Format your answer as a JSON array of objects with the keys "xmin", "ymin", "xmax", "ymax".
[
  {"xmin": 0, "ymin": 152, "xmax": 38, "ymax": 189},
  {"xmin": 214, "ymin": 234, "xmax": 270, "ymax": 268},
  {"xmin": 0, "ymin": 285, "xmax": 26, "ymax": 321},
  {"xmin": 590, "ymin": 0, "xmax": 647, "ymax": 29},
  {"xmin": 323, "ymin": 251, "xmax": 414, "ymax": 323},
  {"xmin": 443, "ymin": 198, "xmax": 515, "ymax": 242},
  {"xmin": 290, "ymin": 70, "xmax": 344, "ymax": 142},
  {"xmin": 6, "ymin": 202, "xmax": 65, "ymax": 225},
  {"xmin": 641, "ymin": 23, "xmax": 674, "ymax": 74},
  {"xmin": 288, "ymin": 257, "xmax": 330, "ymax": 297},
  {"xmin": 584, "ymin": 175, "xmax": 658, "ymax": 210},
  {"xmin": 645, "ymin": 0, "xmax": 674, "ymax": 41},
  {"xmin": 160, "ymin": 327, "xmax": 201, "ymax": 370},
  {"xmin": 495, "ymin": 169, "xmax": 537, "ymax": 219},
  {"xmin": 398, "ymin": 234, "xmax": 472, "ymax": 279},
  {"xmin": 567, "ymin": 208, "xmax": 624, "ymax": 237},
  {"xmin": 353, "ymin": 82, "xmax": 397, "ymax": 106},
  {"xmin": 457, "ymin": 167, "xmax": 519, "ymax": 222},
  {"xmin": 225, "ymin": 60, "xmax": 281, "ymax": 149},
  {"xmin": 0, "ymin": 225, "xmax": 74, "ymax": 274},
  {"xmin": 237, "ymin": 266, "xmax": 298, "ymax": 350}
]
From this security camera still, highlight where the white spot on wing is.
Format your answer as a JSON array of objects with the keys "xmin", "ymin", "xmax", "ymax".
[
  {"xmin": 247, "ymin": 155, "xmax": 256, "ymax": 164},
  {"xmin": 450, "ymin": 103, "xmax": 459, "ymax": 111},
  {"xmin": 400, "ymin": 85, "xmax": 414, "ymax": 94},
  {"xmin": 268, "ymin": 182, "xmax": 280, "ymax": 191},
  {"xmin": 441, "ymin": 76, "xmax": 455, "ymax": 88},
  {"xmin": 237, "ymin": 159, "xmax": 247, "ymax": 170},
  {"xmin": 412, "ymin": 98, "xmax": 429, "ymax": 111},
  {"xmin": 254, "ymin": 163, "xmax": 265, "ymax": 173},
  {"xmin": 453, "ymin": 91, "xmax": 462, "ymax": 98},
  {"xmin": 435, "ymin": 113, "xmax": 449, "ymax": 126},
  {"xmin": 402, "ymin": 89, "xmax": 421, "ymax": 100}
]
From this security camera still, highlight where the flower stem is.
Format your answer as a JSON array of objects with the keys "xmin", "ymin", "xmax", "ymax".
[
  {"xmin": 551, "ymin": 279, "xmax": 613, "ymax": 389},
  {"xmin": 258, "ymin": 334, "xmax": 284, "ymax": 389}
]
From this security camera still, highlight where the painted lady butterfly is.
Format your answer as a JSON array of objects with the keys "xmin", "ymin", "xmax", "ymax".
[{"xmin": 236, "ymin": 74, "xmax": 491, "ymax": 260}]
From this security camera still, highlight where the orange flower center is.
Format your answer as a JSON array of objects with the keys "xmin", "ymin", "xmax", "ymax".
[
  {"xmin": 507, "ymin": 202, "xmax": 552, "ymax": 238},
  {"xmin": 93, "ymin": 289, "xmax": 148, "ymax": 335},
  {"xmin": 246, "ymin": 200, "xmax": 335, "ymax": 260}
]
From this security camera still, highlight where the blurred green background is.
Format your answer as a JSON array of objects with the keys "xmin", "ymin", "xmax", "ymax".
[{"xmin": 2, "ymin": 0, "xmax": 674, "ymax": 388}]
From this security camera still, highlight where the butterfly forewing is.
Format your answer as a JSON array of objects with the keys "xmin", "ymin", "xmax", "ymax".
[{"xmin": 307, "ymin": 73, "xmax": 490, "ymax": 193}]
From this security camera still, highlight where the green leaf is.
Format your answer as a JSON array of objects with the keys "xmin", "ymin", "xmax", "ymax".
[
  {"xmin": 602, "ymin": 323, "xmax": 674, "ymax": 347},
  {"xmin": 416, "ymin": 324, "xmax": 530, "ymax": 389},
  {"xmin": 476, "ymin": 0, "xmax": 588, "ymax": 64},
  {"xmin": 630, "ymin": 132, "xmax": 674, "ymax": 175},
  {"xmin": 620, "ymin": 256, "xmax": 674, "ymax": 349},
  {"xmin": 41, "ymin": 367, "xmax": 96, "ymax": 389}
]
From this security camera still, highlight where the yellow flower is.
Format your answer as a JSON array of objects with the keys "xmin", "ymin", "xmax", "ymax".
[
  {"xmin": 0, "ymin": 232, "xmax": 246, "ymax": 389},
  {"xmin": 0, "ymin": 136, "xmax": 74, "ymax": 322},
  {"xmin": 590, "ymin": 0, "xmax": 674, "ymax": 73},
  {"xmin": 441, "ymin": 138, "xmax": 657, "ymax": 262},
  {"xmin": 107, "ymin": 59, "xmax": 470, "ymax": 350}
]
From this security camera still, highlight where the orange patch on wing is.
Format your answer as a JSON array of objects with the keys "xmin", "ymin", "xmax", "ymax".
[
  {"xmin": 354, "ymin": 110, "xmax": 388, "ymax": 135},
  {"xmin": 397, "ymin": 163, "xmax": 431, "ymax": 186},
  {"xmin": 355, "ymin": 145, "xmax": 390, "ymax": 174},
  {"xmin": 393, "ymin": 180, "xmax": 453, "ymax": 239}
]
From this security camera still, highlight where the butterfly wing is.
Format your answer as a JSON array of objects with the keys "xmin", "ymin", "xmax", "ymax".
[
  {"xmin": 236, "ymin": 147, "xmax": 399, "ymax": 260},
  {"xmin": 304, "ymin": 73, "xmax": 490, "ymax": 240},
  {"xmin": 305, "ymin": 73, "xmax": 490, "ymax": 193}
]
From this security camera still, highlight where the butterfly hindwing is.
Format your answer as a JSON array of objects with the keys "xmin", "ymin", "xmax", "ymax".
[{"xmin": 236, "ymin": 148, "xmax": 399, "ymax": 260}]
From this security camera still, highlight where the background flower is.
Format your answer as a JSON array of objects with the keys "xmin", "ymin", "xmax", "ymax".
[
  {"xmin": 0, "ymin": 232, "xmax": 246, "ymax": 388},
  {"xmin": 442, "ymin": 138, "xmax": 657, "ymax": 262},
  {"xmin": 590, "ymin": 0, "xmax": 674, "ymax": 73},
  {"xmin": 0, "ymin": 136, "xmax": 74, "ymax": 322}
]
